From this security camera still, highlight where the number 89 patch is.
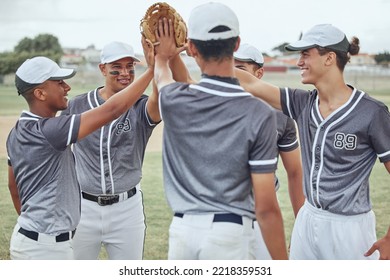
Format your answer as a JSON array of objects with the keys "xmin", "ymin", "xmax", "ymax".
[{"xmin": 334, "ymin": 132, "xmax": 357, "ymax": 150}]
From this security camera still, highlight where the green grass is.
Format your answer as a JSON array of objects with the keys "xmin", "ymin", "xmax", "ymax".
[{"xmin": 1, "ymin": 153, "xmax": 389, "ymax": 260}]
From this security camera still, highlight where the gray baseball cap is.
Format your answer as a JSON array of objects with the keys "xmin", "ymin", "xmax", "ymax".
[
  {"xmin": 285, "ymin": 24, "xmax": 350, "ymax": 53},
  {"xmin": 15, "ymin": 56, "xmax": 76, "ymax": 95},
  {"xmin": 188, "ymin": 2, "xmax": 239, "ymax": 41},
  {"xmin": 234, "ymin": 43, "xmax": 264, "ymax": 67},
  {"xmin": 100, "ymin": 41, "xmax": 140, "ymax": 64}
]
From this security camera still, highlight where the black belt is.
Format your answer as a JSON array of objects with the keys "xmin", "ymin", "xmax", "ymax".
[
  {"xmin": 18, "ymin": 227, "xmax": 76, "ymax": 242},
  {"xmin": 82, "ymin": 188, "xmax": 137, "ymax": 206},
  {"xmin": 174, "ymin": 213, "xmax": 243, "ymax": 225}
]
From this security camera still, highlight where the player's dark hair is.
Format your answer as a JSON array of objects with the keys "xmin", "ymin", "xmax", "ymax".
[
  {"xmin": 20, "ymin": 87, "xmax": 37, "ymax": 103},
  {"xmin": 249, "ymin": 62, "xmax": 263, "ymax": 71},
  {"xmin": 190, "ymin": 36, "xmax": 239, "ymax": 62},
  {"xmin": 317, "ymin": 36, "xmax": 360, "ymax": 71}
]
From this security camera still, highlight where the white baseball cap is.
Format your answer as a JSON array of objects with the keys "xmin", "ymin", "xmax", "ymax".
[
  {"xmin": 285, "ymin": 24, "xmax": 350, "ymax": 53},
  {"xmin": 100, "ymin": 41, "xmax": 140, "ymax": 64},
  {"xmin": 234, "ymin": 43, "xmax": 264, "ymax": 66},
  {"xmin": 188, "ymin": 2, "xmax": 239, "ymax": 41},
  {"xmin": 15, "ymin": 56, "xmax": 76, "ymax": 95}
]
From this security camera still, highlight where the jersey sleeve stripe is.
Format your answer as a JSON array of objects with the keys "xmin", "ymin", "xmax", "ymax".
[
  {"xmin": 278, "ymin": 138, "xmax": 299, "ymax": 148},
  {"xmin": 200, "ymin": 78, "xmax": 244, "ymax": 90},
  {"xmin": 66, "ymin": 115, "xmax": 76, "ymax": 146},
  {"xmin": 284, "ymin": 87, "xmax": 294, "ymax": 119},
  {"xmin": 158, "ymin": 89, "xmax": 163, "ymax": 121},
  {"xmin": 377, "ymin": 150, "xmax": 390, "ymax": 158},
  {"xmin": 190, "ymin": 84, "xmax": 251, "ymax": 97},
  {"xmin": 144, "ymin": 101, "xmax": 157, "ymax": 127},
  {"xmin": 249, "ymin": 157, "xmax": 278, "ymax": 166}
]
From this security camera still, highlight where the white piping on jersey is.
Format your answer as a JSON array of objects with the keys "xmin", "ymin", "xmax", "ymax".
[
  {"xmin": 144, "ymin": 100, "xmax": 156, "ymax": 127},
  {"xmin": 99, "ymin": 127, "xmax": 106, "ymax": 193},
  {"xmin": 190, "ymin": 84, "xmax": 251, "ymax": 97},
  {"xmin": 87, "ymin": 90, "xmax": 108, "ymax": 193},
  {"xmin": 309, "ymin": 89, "xmax": 364, "ymax": 208},
  {"xmin": 66, "ymin": 115, "xmax": 76, "ymax": 146},
  {"xmin": 278, "ymin": 138, "xmax": 298, "ymax": 149},
  {"xmin": 158, "ymin": 90, "xmax": 163, "ymax": 121},
  {"xmin": 19, "ymin": 117, "xmax": 39, "ymax": 121},
  {"xmin": 106, "ymin": 120, "xmax": 118, "ymax": 193},
  {"xmin": 377, "ymin": 149, "xmax": 390, "ymax": 158},
  {"xmin": 87, "ymin": 89, "xmax": 94, "ymax": 108},
  {"xmin": 249, "ymin": 157, "xmax": 278, "ymax": 166},
  {"xmin": 200, "ymin": 78, "xmax": 244, "ymax": 90},
  {"xmin": 284, "ymin": 88, "xmax": 294, "ymax": 119},
  {"xmin": 311, "ymin": 109, "xmax": 319, "ymax": 127},
  {"xmin": 20, "ymin": 110, "xmax": 40, "ymax": 121},
  {"xmin": 20, "ymin": 111, "xmax": 76, "ymax": 146},
  {"xmin": 89, "ymin": 88, "xmax": 135, "ymax": 194},
  {"xmin": 314, "ymin": 97, "xmax": 324, "ymax": 122}
]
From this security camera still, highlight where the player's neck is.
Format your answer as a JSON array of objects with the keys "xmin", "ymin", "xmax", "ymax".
[
  {"xmin": 98, "ymin": 87, "xmax": 115, "ymax": 101},
  {"xmin": 317, "ymin": 82, "xmax": 353, "ymax": 118},
  {"xmin": 200, "ymin": 58, "xmax": 235, "ymax": 78}
]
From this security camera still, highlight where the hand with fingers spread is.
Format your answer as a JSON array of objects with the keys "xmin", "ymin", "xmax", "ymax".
[
  {"xmin": 155, "ymin": 18, "xmax": 185, "ymax": 61},
  {"xmin": 141, "ymin": 36, "xmax": 155, "ymax": 69},
  {"xmin": 140, "ymin": 2, "xmax": 187, "ymax": 48}
]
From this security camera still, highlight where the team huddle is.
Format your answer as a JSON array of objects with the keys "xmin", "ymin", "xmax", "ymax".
[{"xmin": 6, "ymin": 2, "xmax": 390, "ymax": 260}]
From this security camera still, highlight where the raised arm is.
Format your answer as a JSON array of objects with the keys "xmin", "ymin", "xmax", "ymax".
[
  {"xmin": 235, "ymin": 68, "xmax": 282, "ymax": 110},
  {"xmin": 154, "ymin": 18, "xmax": 186, "ymax": 91},
  {"xmin": 77, "ymin": 38, "xmax": 155, "ymax": 140},
  {"xmin": 169, "ymin": 52, "xmax": 195, "ymax": 84},
  {"xmin": 139, "ymin": 36, "xmax": 161, "ymax": 123}
]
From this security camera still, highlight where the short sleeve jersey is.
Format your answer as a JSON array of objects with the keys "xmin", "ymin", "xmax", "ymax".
[
  {"xmin": 159, "ymin": 76, "xmax": 278, "ymax": 219},
  {"xmin": 280, "ymin": 86, "xmax": 390, "ymax": 215},
  {"xmin": 61, "ymin": 88, "xmax": 159, "ymax": 194},
  {"xmin": 6, "ymin": 111, "xmax": 81, "ymax": 234}
]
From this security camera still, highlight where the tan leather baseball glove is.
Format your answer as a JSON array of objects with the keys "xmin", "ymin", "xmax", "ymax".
[{"xmin": 140, "ymin": 2, "xmax": 187, "ymax": 47}]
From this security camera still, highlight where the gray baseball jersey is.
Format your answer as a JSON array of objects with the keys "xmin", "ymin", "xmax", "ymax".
[
  {"xmin": 280, "ymin": 86, "xmax": 390, "ymax": 215},
  {"xmin": 274, "ymin": 112, "xmax": 299, "ymax": 191},
  {"xmin": 61, "ymin": 87, "xmax": 158, "ymax": 194},
  {"xmin": 6, "ymin": 111, "xmax": 81, "ymax": 234},
  {"xmin": 159, "ymin": 75, "xmax": 278, "ymax": 220}
]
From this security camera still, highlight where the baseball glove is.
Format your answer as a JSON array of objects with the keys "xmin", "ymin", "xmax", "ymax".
[{"xmin": 140, "ymin": 2, "xmax": 187, "ymax": 47}]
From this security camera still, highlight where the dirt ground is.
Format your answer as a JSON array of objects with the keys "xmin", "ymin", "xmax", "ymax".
[{"xmin": 0, "ymin": 116, "xmax": 163, "ymax": 158}]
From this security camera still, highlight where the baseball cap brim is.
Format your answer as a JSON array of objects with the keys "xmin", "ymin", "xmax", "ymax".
[
  {"xmin": 15, "ymin": 68, "xmax": 76, "ymax": 95},
  {"xmin": 285, "ymin": 41, "xmax": 318, "ymax": 51},
  {"xmin": 47, "ymin": 68, "xmax": 76, "ymax": 80},
  {"xmin": 102, "ymin": 54, "xmax": 140, "ymax": 64},
  {"xmin": 285, "ymin": 24, "xmax": 350, "ymax": 53}
]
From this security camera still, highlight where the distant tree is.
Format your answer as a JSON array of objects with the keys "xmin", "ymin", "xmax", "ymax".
[
  {"xmin": 0, "ymin": 33, "xmax": 63, "ymax": 78},
  {"xmin": 374, "ymin": 51, "xmax": 390, "ymax": 65},
  {"xmin": 14, "ymin": 33, "xmax": 62, "ymax": 55}
]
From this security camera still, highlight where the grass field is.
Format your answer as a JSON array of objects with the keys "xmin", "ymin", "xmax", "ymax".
[{"xmin": 0, "ymin": 71, "xmax": 389, "ymax": 260}]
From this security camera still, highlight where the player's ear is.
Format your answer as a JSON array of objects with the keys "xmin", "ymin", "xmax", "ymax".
[
  {"xmin": 325, "ymin": 51, "xmax": 337, "ymax": 66},
  {"xmin": 32, "ymin": 87, "xmax": 47, "ymax": 101},
  {"xmin": 99, "ymin": 63, "xmax": 107, "ymax": 76},
  {"xmin": 187, "ymin": 40, "xmax": 197, "ymax": 57},
  {"xmin": 255, "ymin": 67, "xmax": 264, "ymax": 79}
]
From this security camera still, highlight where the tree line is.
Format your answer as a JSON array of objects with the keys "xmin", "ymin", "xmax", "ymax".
[
  {"xmin": 1, "ymin": 34, "xmax": 390, "ymax": 82},
  {"xmin": 0, "ymin": 34, "xmax": 63, "ymax": 77}
]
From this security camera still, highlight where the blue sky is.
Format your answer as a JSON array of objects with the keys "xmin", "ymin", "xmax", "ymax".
[{"xmin": 1, "ymin": 0, "xmax": 389, "ymax": 54}]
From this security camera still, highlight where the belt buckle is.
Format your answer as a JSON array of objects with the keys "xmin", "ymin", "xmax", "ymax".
[{"xmin": 97, "ymin": 194, "xmax": 118, "ymax": 206}]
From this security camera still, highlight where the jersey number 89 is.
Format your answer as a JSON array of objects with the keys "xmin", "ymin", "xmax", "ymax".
[{"xmin": 334, "ymin": 132, "xmax": 357, "ymax": 150}]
